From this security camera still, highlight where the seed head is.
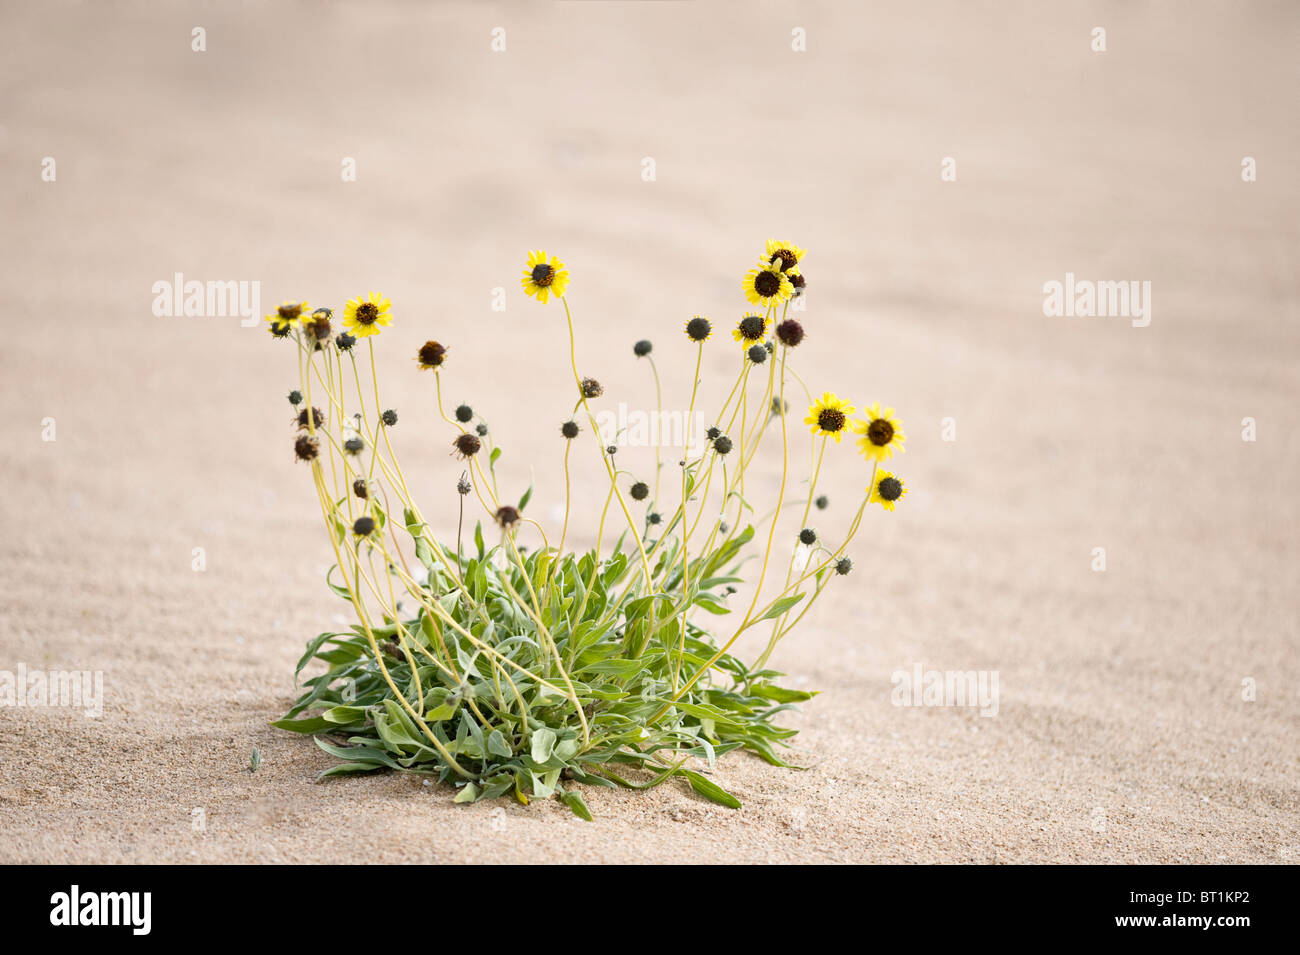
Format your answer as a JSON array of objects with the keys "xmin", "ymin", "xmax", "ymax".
[
  {"xmin": 606, "ymin": 445, "xmax": 618, "ymax": 456},
  {"xmin": 747, "ymin": 344, "xmax": 767, "ymax": 364},
  {"xmin": 647, "ymin": 511, "xmax": 662, "ymax": 525},
  {"xmin": 815, "ymin": 494, "xmax": 829, "ymax": 510},
  {"xmin": 457, "ymin": 472, "xmax": 471, "ymax": 495},
  {"xmin": 633, "ymin": 339, "xmax": 653, "ymax": 357},
  {"xmin": 475, "ymin": 422, "xmax": 488, "ymax": 436},
  {"xmin": 307, "ymin": 310, "xmax": 332, "ymax": 342},
  {"xmin": 343, "ymin": 436, "xmax": 364, "ymax": 455},
  {"xmin": 288, "ymin": 390, "xmax": 303, "ymax": 406},
  {"xmin": 381, "ymin": 409, "xmax": 398, "ymax": 427},
  {"xmin": 580, "ymin": 377, "xmax": 604, "ymax": 399},
  {"xmin": 454, "ymin": 404, "xmax": 473, "ymax": 423},
  {"xmin": 713, "ymin": 435, "xmax": 733, "ymax": 455},
  {"xmin": 452, "ymin": 432, "xmax": 481, "ymax": 458},
  {"xmin": 560, "ymin": 420, "xmax": 580, "ymax": 440},
  {"xmin": 706, "ymin": 426, "xmax": 721, "ymax": 442},
  {"xmin": 790, "ymin": 273, "xmax": 807, "ymax": 295},
  {"xmin": 835, "ymin": 557, "xmax": 852, "ymax": 576},
  {"xmin": 799, "ymin": 527, "xmax": 817, "ymax": 546},
  {"xmin": 353, "ymin": 516, "xmax": 375, "ymax": 537},
  {"xmin": 352, "ymin": 478, "xmax": 368, "ymax": 499},
  {"xmin": 630, "ymin": 481, "xmax": 649, "ymax": 501},
  {"xmin": 771, "ymin": 397, "xmax": 789, "ymax": 416}
]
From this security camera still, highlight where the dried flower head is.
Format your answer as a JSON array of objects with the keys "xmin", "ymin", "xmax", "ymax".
[
  {"xmin": 815, "ymin": 494, "xmax": 829, "ymax": 510},
  {"xmin": 417, "ymin": 341, "xmax": 448, "ymax": 370},
  {"xmin": 798, "ymin": 528, "xmax": 817, "ymax": 546},
  {"xmin": 336, "ymin": 332, "xmax": 357, "ymax": 352},
  {"xmin": 630, "ymin": 481, "xmax": 649, "ymax": 501},
  {"xmin": 352, "ymin": 478, "xmax": 368, "ymax": 499},
  {"xmin": 343, "ymin": 436, "xmax": 364, "ymax": 455},
  {"xmin": 647, "ymin": 511, "xmax": 662, "ymax": 525},
  {"xmin": 775, "ymin": 319, "xmax": 805, "ymax": 348},
  {"xmin": 747, "ymin": 344, "xmax": 768, "ymax": 364},
  {"xmin": 560, "ymin": 420, "xmax": 580, "ymax": 439},
  {"xmin": 294, "ymin": 434, "xmax": 319, "ymax": 461},
  {"xmin": 475, "ymin": 422, "xmax": 488, "ymax": 436},
  {"xmin": 307, "ymin": 309, "xmax": 333, "ymax": 342},
  {"xmin": 353, "ymin": 516, "xmax": 375, "ymax": 537},
  {"xmin": 713, "ymin": 435, "xmax": 733, "ymax": 455},
  {"xmin": 295, "ymin": 406, "xmax": 324, "ymax": 431},
  {"xmin": 455, "ymin": 404, "xmax": 474, "ymax": 423},
  {"xmin": 633, "ymin": 340, "xmax": 653, "ymax": 357},
  {"xmin": 457, "ymin": 473, "xmax": 472, "ymax": 495},
  {"xmin": 580, "ymin": 377, "xmax": 603, "ymax": 399},
  {"xmin": 495, "ymin": 505, "xmax": 521, "ymax": 529},
  {"xmin": 288, "ymin": 390, "xmax": 303, "ymax": 406},
  {"xmin": 452, "ymin": 432, "xmax": 481, "ymax": 458},
  {"xmin": 835, "ymin": 557, "xmax": 853, "ymax": 575},
  {"xmin": 381, "ymin": 409, "xmax": 398, "ymax": 427}
]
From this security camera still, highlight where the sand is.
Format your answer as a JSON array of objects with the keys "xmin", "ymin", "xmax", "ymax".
[{"xmin": 1, "ymin": 1, "xmax": 1296, "ymax": 864}]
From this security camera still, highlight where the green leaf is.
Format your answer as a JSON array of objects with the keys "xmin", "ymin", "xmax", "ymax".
[
  {"xmin": 559, "ymin": 790, "xmax": 594, "ymax": 821},
  {"xmin": 269, "ymin": 716, "xmax": 335, "ymax": 734},
  {"xmin": 453, "ymin": 782, "xmax": 480, "ymax": 803},
  {"xmin": 681, "ymin": 770, "xmax": 742, "ymax": 809},
  {"xmin": 757, "ymin": 593, "xmax": 804, "ymax": 622},
  {"xmin": 531, "ymin": 727, "xmax": 558, "ymax": 763}
]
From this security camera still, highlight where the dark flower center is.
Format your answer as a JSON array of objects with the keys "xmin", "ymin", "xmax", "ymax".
[
  {"xmin": 495, "ymin": 505, "xmax": 521, "ymax": 528},
  {"xmin": 418, "ymin": 341, "xmax": 446, "ymax": 367},
  {"xmin": 531, "ymin": 263, "xmax": 554, "ymax": 287},
  {"xmin": 867, "ymin": 418, "xmax": 894, "ymax": 446},
  {"xmin": 355, "ymin": 302, "xmax": 379, "ymax": 325},
  {"xmin": 769, "ymin": 249, "xmax": 797, "ymax": 271},
  {"xmin": 278, "ymin": 303, "xmax": 302, "ymax": 320},
  {"xmin": 453, "ymin": 433, "xmax": 481, "ymax": 457},
  {"xmin": 817, "ymin": 408, "xmax": 846, "ymax": 432},
  {"xmin": 686, "ymin": 317, "xmax": 712, "ymax": 341},
  {"xmin": 878, "ymin": 477, "xmax": 903, "ymax": 501},
  {"xmin": 739, "ymin": 315, "xmax": 765, "ymax": 340},
  {"xmin": 754, "ymin": 270, "xmax": 781, "ymax": 297}
]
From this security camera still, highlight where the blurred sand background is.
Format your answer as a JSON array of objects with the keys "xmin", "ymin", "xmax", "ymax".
[{"xmin": 1, "ymin": 1, "xmax": 1297, "ymax": 863}]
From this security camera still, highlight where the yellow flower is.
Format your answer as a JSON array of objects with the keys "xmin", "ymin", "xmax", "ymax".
[
  {"xmin": 521, "ymin": 250, "xmax": 569, "ymax": 303},
  {"xmin": 804, "ymin": 392, "xmax": 854, "ymax": 442},
  {"xmin": 743, "ymin": 259, "xmax": 794, "ymax": 307},
  {"xmin": 764, "ymin": 238, "xmax": 806, "ymax": 274},
  {"xmin": 266, "ymin": 300, "xmax": 309, "ymax": 328},
  {"xmin": 732, "ymin": 312, "xmax": 769, "ymax": 345},
  {"xmin": 341, "ymin": 292, "xmax": 393, "ymax": 338},
  {"xmin": 869, "ymin": 470, "xmax": 907, "ymax": 511},
  {"xmin": 853, "ymin": 403, "xmax": 906, "ymax": 461}
]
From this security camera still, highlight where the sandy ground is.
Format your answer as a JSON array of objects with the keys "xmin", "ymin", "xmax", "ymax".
[{"xmin": 1, "ymin": 1, "xmax": 1297, "ymax": 864}]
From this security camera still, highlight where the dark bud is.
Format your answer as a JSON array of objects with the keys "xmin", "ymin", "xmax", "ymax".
[
  {"xmin": 776, "ymin": 319, "xmax": 805, "ymax": 348},
  {"xmin": 771, "ymin": 396, "xmax": 790, "ymax": 416},
  {"xmin": 454, "ymin": 404, "xmax": 473, "ymax": 423},
  {"xmin": 560, "ymin": 420, "xmax": 580, "ymax": 440},
  {"xmin": 353, "ymin": 516, "xmax": 375, "ymax": 537},
  {"xmin": 686, "ymin": 316, "xmax": 712, "ymax": 342},
  {"xmin": 706, "ymin": 426, "xmax": 721, "ymax": 441},
  {"xmin": 307, "ymin": 311, "xmax": 332, "ymax": 342},
  {"xmin": 713, "ymin": 435, "xmax": 733, "ymax": 455},
  {"xmin": 294, "ymin": 435, "xmax": 319, "ymax": 461},
  {"xmin": 336, "ymin": 332, "xmax": 357, "ymax": 352},
  {"xmin": 719, "ymin": 521, "xmax": 729, "ymax": 534},
  {"xmin": 475, "ymin": 422, "xmax": 488, "ymax": 436},
  {"xmin": 606, "ymin": 445, "xmax": 617, "ymax": 456},
  {"xmin": 747, "ymin": 344, "xmax": 768, "ymax": 364},
  {"xmin": 633, "ymin": 339, "xmax": 653, "ymax": 357},
  {"xmin": 495, "ymin": 505, "xmax": 521, "ymax": 529},
  {"xmin": 790, "ymin": 273, "xmax": 807, "ymax": 296},
  {"xmin": 647, "ymin": 512, "xmax": 662, "ymax": 525},
  {"xmin": 799, "ymin": 527, "xmax": 817, "ymax": 546},
  {"xmin": 288, "ymin": 390, "xmax": 303, "ymax": 406},
  {"xmin": 343, "ymin": 436, "xmax": 364, "ymax": 455},
  {"xmin": 835, "ymin": 557, "xmax": 853, "ymax": 576},
  {"xmin": 630, "ymin": 481, "xmax": 649, "ymax": 501},
  {"xmin": 580, "ymin": 377, "xmax": 604, "ymax": 399},
  {"xmin": 381, "ymin": 409, "xmax": 398, "ymax": 427},
  {"xmin": 352, "ymin": 478, "xmax": 368, "ymax": 499},
  {"xmin": 815, "ymin": 494, "xmax": 829, "ymax": 510},
  {"xmin": 452, "ymin": 432, "xmax": 481, "ymax": 458}
]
